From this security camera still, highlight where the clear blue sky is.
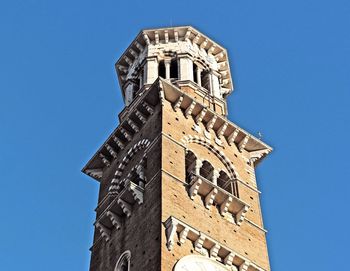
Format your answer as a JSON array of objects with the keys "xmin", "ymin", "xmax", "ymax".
[{"xmin": 1, "ymin": 0, "xmax": 349, "ymax": 270}]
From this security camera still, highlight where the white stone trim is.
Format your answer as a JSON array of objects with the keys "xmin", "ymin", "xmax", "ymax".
[
  {"xmin": 182, "ymin": 135, "xmax": 238, "ymax": 179},
  {"xmin": 164, "ymin": 216, "xmax": 266, "ymax": 271}
]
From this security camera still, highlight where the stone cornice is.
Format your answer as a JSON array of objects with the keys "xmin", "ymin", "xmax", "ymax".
[
  {"xmin": 115, "ymin": 26, "xmax": 233, "ymax": 97},
  {"xmin": 164, "ymin": 216, "xmax": 266, "ymax": 271},
  {"xmin": 82, "ymin": 79, "xmax": 272, "ymax": 183},
  {"xmin": 160, "ymin": 79, "xmax": 273, "ymax": 161}
]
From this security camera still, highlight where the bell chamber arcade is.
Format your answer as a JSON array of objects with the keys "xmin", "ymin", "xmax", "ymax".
[{"xmin": 82, "ymin": 26, "xmax": 273, "ymax": 271}]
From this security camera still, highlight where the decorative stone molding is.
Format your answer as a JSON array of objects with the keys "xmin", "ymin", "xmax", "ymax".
[
  {"xmin": 217, "ymin": 122, "xmax": 228, "ymax": 138},
  {"xmin": 173, "ymin": 95, "xmax": 183, "ymax": 112},
  {"xmin": 188, "ymin": 174, "xmax": 250, "ymax": 226},
  {"xmin": 228, "ymin": 128, "xmax": 239, "ymax": 146},
  {"xmin": 107, "ymin": 211, "xmax": 122, "ymax": 230},
  {"xmin": 220, "ymin": 196, "xmax": 233, "ymax": 217},
  {"xmin": 109, "ymin": 139, "xmax": 150, "ymax": 193},
  {"xmin": 195, "ymin": 107, "xmax": 207, "ymax": 124},
  {"xmin": 135, "ymin": 110, "xmax": 147, "ymax": 124},
  {"xmin": 164, "ymin": 216, "xmax": 266, "ymax": 271},
  {"xmin": 238, "ymin": 135, "xmax": 250, "ymax": 152},
  {"xmin": 83, "ymin": 79, "xmax": 271, "ymax": 183},
  {"xmin": 99, "ymin": 153, "xmax": 111, "ymax": 167},
  {"xmin": 165, "ymin": 216, "xmax": 178, "ymax": 251},
  {"xmin": 83, "ymin": 91, "xmax": 156, "ymax": 181},
  {"xmin": 85, "ymin": 169, "xmax": 103, "ymax": 180},
  {"xmin": 236, "ymin": 206, "xmax": 249, "ymax": 226},
  {"xmin": 95, "ymin": 172, "xmax": 145, "ymax": 241},
  {"xmin": 204, "ymin": 188, "xmax": 218, "ymax": 209},
  {"xmin": 161, "ymin": 79, "xmax": 272, "ymax": 160},
  {"xmin": 141, "ymin": 101, "xmax": 154, "ymax": 115},
  {"xmin": 113, "ymin": 136, "xmax": 125, "ymax": 150},
  {"xmin": 126, "ymin": 179, "xmax": 144, "ymax": 204},
  {"xmin": 115, "ymin": 26, "xmax": 234, "ymax": 104},
  {"xmin": 105, "ymin": 143, "xmax": 118, "ymax": 159},
  {"xmin": 127, "ymin": 119, "xmax": 140, "ymax": 133},
  {"xmin": 206, "ymin": 115, "xmax": 218, "ymax": 131},
  {"xmin": 185, "ymin": 100, "xmax": 196, "ymax": 118},
  {"xmin": 95, "ymin": 222, "xmax": 111, "ymax": 242},
  {"xmin": 114, "ymin": 250, "xmax": 131, "ymax": 271},
  {"xmin": 189, "ymin": 178, "xmax": 202, "ymax": 200},
  {"xmin": 182, "ymin": 135, "xmax": 237, "ymax": 179},
  {"xmin": 120, "ymin": 128, "xmax": 132, "ymax": 141},
  {"xmin": 118, "ymin": 198, "xmax": 132, "ymax": 217}
]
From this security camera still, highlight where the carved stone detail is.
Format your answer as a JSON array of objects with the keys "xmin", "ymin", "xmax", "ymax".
[
  {"xmin": 189, "ymin": 178, "xmax": 202, "ymax": 199},
  {"xmin": 206, "ymin": 115, "xmax": 217, "ymax": 131},
  {"xmin": 185, "ymin": 100, "xmax": 196, "ymax": 118},
  {"xmin": 164, "ymin": 216, "xmax": 266, "ymax": 271},
  {"xmin": 127, "ymin": 119, "xmax": 140, "ymax": 133},
  {"xmin": 113, "ymin": 136, "xmax": 125, "ymax": 150},
  {"xmin": 165, "ymin": 217, "xmax": 178, "ymax": 251},
  {"xmin": 205, "ymin": 188, "xmax": 218, "ymax": 209},
  {"xmin": 195, "ymin": 107, "xmax": 207, "ymax": 124},
  {"xmin": 228, "ymin": 128, "xmax": 239, "ymax": 145},
  {"xmin": 194, "ymin": 233, "xmax": 206, "ymax": 253},
  {"xmin": 135, "ymin": 110, "xmax": 147, "ymax": 124},
  {"xmin": 236, "ymin": 206, "xmax": 249, "ymax": 226},
  {"xmin": 107, "ymin": 211, "xmax": 122, "ymax": 230},
  {"xmin": 105, "ymin": 143, "xmax": 118, "ymax": 159},
  {"xmin": 238, "ymin": 135, "xmax": 250, "ymax": 152},
  {"xmin": 142, "ymin": 101, "xmax": 154, "ymax": 115},
  {"xmin": 117, "ymin": 199, "xmax": 132, "ymax": 217},
  {"xmin": 179, "ymin": 227, "xmax": 189, "ymax": 245},
  {"xmin": 173, "ymin": 95, "xmax": 183, "ymax": 112},
  {"xmin": 95, "ymin": 222, "xmax": 110, "ymax": 242},
  {"xmin": 220, "ymin": 196, "xmax": 233, "ymax": 216},
  {"xmin": 99, "ymin": 153, "xmax": 110, "ymax": 167}
]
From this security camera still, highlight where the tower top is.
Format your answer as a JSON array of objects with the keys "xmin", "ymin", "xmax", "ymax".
[{"xmin": 115, "ymin": 26, "xmax": 234, "ymax": 113}]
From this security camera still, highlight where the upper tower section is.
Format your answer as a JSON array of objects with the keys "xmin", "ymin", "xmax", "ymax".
[{"xmin": 115, "ymin": 26, "xmax": 233, "ymax": 116}]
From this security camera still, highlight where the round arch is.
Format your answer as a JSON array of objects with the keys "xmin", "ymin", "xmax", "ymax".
[
  {"xmin": 182, "ymin": 135, "xmax": 238, "ymax": 179},
  {"xmin": 109, "ymin": 139, "xmax": 150, "ymax": 192},
  {"xmin": 114, "ymin": 250, "xmax": 131, "ymax": 271}
]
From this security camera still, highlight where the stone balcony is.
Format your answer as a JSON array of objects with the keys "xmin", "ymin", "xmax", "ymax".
[
  {"xmin": 94, "ymin": 179, "xmax": 144, "ymax": 241},
  {"xmin": 165, "ymin": 216, "xmax": 265, "ymax": 271},
  {"xmin": 188, "ymin": 173, "xmax": 250, "ymax": 226}
]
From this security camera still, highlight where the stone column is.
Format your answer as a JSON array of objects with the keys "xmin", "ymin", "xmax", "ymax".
[
  {"xmin": 209, "ymin": 70, "xmax": 221, "ymax": 98},
  {"xmin": 210, "ymin": 170, "xmax": 220, "ymax": 186},
  {"xmin": 196, "ymin": 66, "xmax": 202, "ymax": 86},
  {"xmin": 144, "ymin": 57, "xmax": 158, "ymax": 85},
  {"xmin": 164, "ymin": 59, "xmax": 171, "ymax": 79},
  {"xmin": 188, "ymin": 159, "xmax": 203, "ymax": 176},
  {"xmin": 178, "ymin": 54, "xmax": 194, "ymax": 81}
]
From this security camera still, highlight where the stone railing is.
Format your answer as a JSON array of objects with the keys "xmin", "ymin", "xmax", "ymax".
[
  {"xmin": 188, "ymin": 173, "xmax": 250, "ymax": 226},
  {"xmin": 164, "ymin": 216, "xmax": 265, "ymax": 271},
  {"xmin": 94, "ymin": 179, "xmax": 144, "ymax": 242}
]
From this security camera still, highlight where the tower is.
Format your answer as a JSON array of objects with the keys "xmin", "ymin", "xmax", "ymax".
[{"xmin": 82, "ymin": 26, "xmax": 273, "ymax": 271}]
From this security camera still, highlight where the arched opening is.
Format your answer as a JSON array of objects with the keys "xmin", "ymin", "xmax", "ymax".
[
  {"xmin": 115, "ymin": 251, "xmax": 131, "ymax": 271},
  {"xmin": 201, "ymin": 70, "xmax": 210, "ymax": 92},
  {"xmin": 193, "ymin": 63, "xmax": 198, "ymax": 84},
  {"xmin": 217, "ymin": 170, "xmax": 239, "ymax": 197},
  {"xmin": 200, "ymin": 160, "xmax": 214, "ymax": 180},
  {"xmin": 217, "ymin": 170, "xmax": 232, "ymax": 193},
  {"xmin": 158, "ymin": 60, "xmax": 165, "ymax": 79},
  {"xmin": 185, "ymin": 150, "xmax": 198, "ymax": 183},
  {"xmin": 170, "ymin": 58, "xmax": 178, "ymax": 79}
]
